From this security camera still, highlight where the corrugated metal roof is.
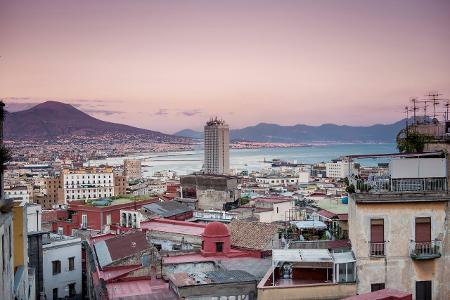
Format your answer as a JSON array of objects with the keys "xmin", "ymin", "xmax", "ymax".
[
  {"xmin": 291, "ymin": 220, "xmax": 328, "ymax": 230},
  {"xmin": 332, "ymin": 251, "xmax": 355, "ymax": 264},
  {"xmin": 272, "ymin": 249, "xmax": 333, "ymax": 263}
]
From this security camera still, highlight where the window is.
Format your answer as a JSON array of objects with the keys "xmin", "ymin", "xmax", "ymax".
[
  {"xmin": 81, "ymin": 214, "xmax": 88, "ymax": 228},
  {"xmin": 52, "ymin": 260, "xmax": 61, "ymax": 275},
  {"xmin": 415, "ymin": 217, "xmax": 431, "ymax": 243},
  {"xmin": 371, "ymin": 283, "xmax": 385, "ymax": 292},
  {"xmin": 106, "ymin": 214, "xmax": 111, "ymax": 225},
  {"xmin": 216, "ymin": 242, "xmax": 223, "ymax": 252},
  {"xmin": 370, "ymin": 219, "xmax": 385, "ymax": 256},
  {"xmin": 416, "ymin": 281, "xmax": 432, "ymax": 300},
  {"xmin": 68, "ymin": 257, "xmax": 75, "ymax": 271},
  {"xmin": 57, "ymin": 227, "xmax": 64, "ymax": 235},
  {"xmin": 52, "ymin": 288, "xmax": 58, "ymax": 300},
  {"xmin": 68, "ymin": 283, "xmax": 76, "ymax": 297}
]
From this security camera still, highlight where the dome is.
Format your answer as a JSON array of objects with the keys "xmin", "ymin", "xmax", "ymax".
[{"xmin": 203, "ymin": 222, "xmax": 230, "ymax": 237}]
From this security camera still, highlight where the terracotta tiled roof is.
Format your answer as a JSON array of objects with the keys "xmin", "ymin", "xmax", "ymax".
[{"xmin": 229, "ymin": 220, "xmax": 280, "ymax": 251}]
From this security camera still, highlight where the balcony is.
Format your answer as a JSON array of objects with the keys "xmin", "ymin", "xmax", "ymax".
[
  {"xmin": 410, "ymin": 240, "xmax": 441, "ymax": 260},
  {"xmin": 369, "ymin": 242, "xmax": 385, "ymax": 257},
  {"xmin": 350, "ymin": 177, "xmax": 447, "ymax": 194}
]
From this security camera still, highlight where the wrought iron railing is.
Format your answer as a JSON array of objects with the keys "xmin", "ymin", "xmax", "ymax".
[
  {"xmin": 410, "ymin": 240, "xmax": 441, "ymax": 259},
  {"xmin": 369, "ymin": 242, "xmax": 385, "ymax": 257}
]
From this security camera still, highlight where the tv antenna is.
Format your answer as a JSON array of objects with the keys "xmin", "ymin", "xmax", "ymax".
[{"xmin": 410, "ymin": 98, "xmax": 419, "ymax": 124}]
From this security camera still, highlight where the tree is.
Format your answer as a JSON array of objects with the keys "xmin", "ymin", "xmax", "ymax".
[{"xmin": 397, "ymin": 130, "xmax": 432, "ymax": 153}]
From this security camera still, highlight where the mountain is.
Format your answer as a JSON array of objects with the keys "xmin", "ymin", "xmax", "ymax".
[
  {"xmin": 174, "ymin": 129, "xmax": 203, "ymax": 139},
  {"xmin": 4, "ymin": 101, "xmax": 187, "ymax": 142},
  {"xmin": 177, "ymin": 121, "xmax": 406, "ymax": 143}
]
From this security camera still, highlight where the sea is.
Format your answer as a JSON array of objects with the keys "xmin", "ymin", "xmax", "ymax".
[{"xmin": 86, "ymin": 143, "xmax": 397, "ymax": 176}]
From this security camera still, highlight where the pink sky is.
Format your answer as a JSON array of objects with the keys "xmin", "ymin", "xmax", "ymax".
[{"xmin": 1, "ymin": 0, "xmax": 449, "ymax": 133}]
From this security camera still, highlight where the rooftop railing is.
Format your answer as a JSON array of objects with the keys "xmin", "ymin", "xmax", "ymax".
[{"xmin": 350, "ymin": 176, "xmax": 447, "ymax": 193}]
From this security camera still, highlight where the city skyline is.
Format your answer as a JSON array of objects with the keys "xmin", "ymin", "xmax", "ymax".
[{"xmin": 1, "ymin": 0, "xmax": 450, "ymax": 132}]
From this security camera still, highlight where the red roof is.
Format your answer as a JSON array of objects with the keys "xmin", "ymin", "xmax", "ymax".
[
  {"xmin": 103, "ymin": 231, "xmax": 148, "ymax": 262},
  {"xmin": 317, "ymin": 209, "xmax": 337, "ymax": 219},
  {"xmin": 337, "ymin": 213, "xmax": 348, "ymax": 221},
  {"xmin": 344, "ymin": 289, "xmax": 412, "ymax": 300},
  {"xmin": 203, "ymin": 222, "xmax": 230, "ymax": 237},
  {"xmin": 106, "ymin": 279, "xmax": 178, "ymax": 300}
]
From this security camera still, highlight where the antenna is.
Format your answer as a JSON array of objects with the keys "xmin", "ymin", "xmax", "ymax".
[
  {"xmin": 404, "ymin": 106, "xmax": 409, "ymax": 136},
  {"xmin": 411, "ymin": 98, "xmax": 418, "ymax": 124}
]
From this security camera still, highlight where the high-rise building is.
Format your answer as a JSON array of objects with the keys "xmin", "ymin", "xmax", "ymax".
[
  {"xmin": 124, "ymin": 159, "xmax": 142, "ymax": 180},
  {"xmin": 203, "ymin": 118, "xmax": 230, "ymax": 174}
]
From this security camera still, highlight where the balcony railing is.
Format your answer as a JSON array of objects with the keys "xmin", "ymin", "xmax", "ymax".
[
  {"xmin": 410, "ymin": 240, "xmax": 441, "ymax": 260},
  {"xmin": 350, "ymin": 177, "xmax": 447, "ymax": 193},
  {"xmin": 369, "ymin": 242, "xmax": 385, "ymax": 257}
]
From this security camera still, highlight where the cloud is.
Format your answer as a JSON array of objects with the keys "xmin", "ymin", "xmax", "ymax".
[
  {"xmin": 179, "ymin": 109, "xmax": 202, "ymax": 117},
  {"xmin": 155, "ymin": 108, "xmax": 169, "ymax": 116},
  {"xmin": 3, "ymin": 101, "xmax": 41, "ymax": 112},
  {"xmin": 83, "ymin": 109, "xmax": 124, "ymax": 116}
]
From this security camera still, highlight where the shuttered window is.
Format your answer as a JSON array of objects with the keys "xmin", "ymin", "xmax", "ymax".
[
  {"xmin": 415, "ymin": 217, "xmax": 431, "ymax": 243},
  {"xmin": 370, "ymin": 219, "xmax": 384, "ymax": 242},
  {"xmin": 416, "ymin": 281, "xmax": 432, "ymax": 300}
]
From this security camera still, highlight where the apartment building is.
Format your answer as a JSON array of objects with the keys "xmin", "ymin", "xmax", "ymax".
[
  {"xmin": 326, "ymin": 160, "xmax": 356, "ymax": 179},
  {"xmin": 42, "ymin": 233, "xmax": 82, "ymax": 300},
  {"xmin": 123, "ymin": 159, "xmax": 142, "ymax": 180},
  {"xmin": 348, "ymin": 152, "xmax": 450, "ymax": 300},
  {"xmin": 4, "ymin": 185, "xmax": 30, "ymax": 204},
  {"xmin": 62, "ymin": 167, "xmax": 115, "ymax": 203}
]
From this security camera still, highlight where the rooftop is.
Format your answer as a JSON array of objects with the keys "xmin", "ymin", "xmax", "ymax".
[
  {"xmin": 106, "ymin": 279, "xmax": 177, "ymax": 300},
  {"xmin": 140, "ymin": 218, "xmax": 206, "ymax": 236},
  {"xmin": 229, "ymin": 220, "xmax": 280, "ymax": 251},
  {"xmin": 170, "ymin": 270, "xmax": 256, "ymax": 287},
  {"xmin": 94, "ymin": 231, "xmax": 149, "ymax": 268},
  {"xmin": 143, "ymin": 201, "xmax": 192, "ymax": 218}
]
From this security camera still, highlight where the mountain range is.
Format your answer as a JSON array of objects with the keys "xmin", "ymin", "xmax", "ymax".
[
  {"xmin": 175, "ymin": 121, "xmax": 406, "ymax": 143},
  {"xmin": 3, "ymin": 101, "xmax": 186, "ymax": 142},
  {"xmin": 4, "ymin": 100, "xmax": 404, "ymax": 143}
]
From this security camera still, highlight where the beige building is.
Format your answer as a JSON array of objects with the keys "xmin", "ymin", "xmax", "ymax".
[
  {"xmin": 180, "ymin": 174, "xmax": 240, "ymax": 210},
  {"xmin": 39, "ymin": 176, "xmax": 64, "ymax": 208},
  {"xmin": 204, "ymin": 118, "xmax": 230, "ymax": 175},
  {"xmin": 348, "ymin": 153, "xmax": 450, "ymax": 300},
  {"xmin": 113, "ymin": 173, "xmax": 128, "ymax": 196},
  {"xmin": 124, "ymin": 159, "xmax": 142, "ymax": 180}
]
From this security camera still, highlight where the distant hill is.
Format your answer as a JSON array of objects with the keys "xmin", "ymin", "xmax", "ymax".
[
  {"xmin": 4, "ymin": 101, "xmax": 187, "ymax": 142},
  {"xmin": 174, "ymin": 129, "xmax": 203, "ymax": 139},
  {"xmin": 176, "ymin": 121, "xmax": 406, "ymax": 143}
]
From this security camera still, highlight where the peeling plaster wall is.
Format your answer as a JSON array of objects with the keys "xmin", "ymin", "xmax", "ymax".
[{"xmin": 349, "ymin": 196, "xmax": 449, "ymax": 299}]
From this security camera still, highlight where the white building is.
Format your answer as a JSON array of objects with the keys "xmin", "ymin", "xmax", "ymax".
[
  {"xmin": 26, "ymin": 203, "xmax": 42, "ymax": 232},
  {"xmin": 63, "ymin": 167, "xmax": 115, "ymax": 203},
  {"xmin": 0, "ymin": 212, "xmax": 14, "ymax": 300},
  {"xmin": 42, "ymin": 233, "xmax": 82, "ymax": 300},
  {"xmin": 326, "ymin": 160, "xmax": 356, "ymax": 179},
  {"xmin": 256, "ymin": 173, "xmax": 310, "ymax": 186},
  {"xmin": 4, "ymin": 186, "xmax": 30, "ymax": 204},
  {"xmin": 204, "ymin": 118, "xmax": 230, "ymax": 175}
]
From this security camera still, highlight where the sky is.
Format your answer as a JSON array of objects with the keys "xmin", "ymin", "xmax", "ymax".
[{"xmin": 1, "ymin": 0, "xmax": 449, "ymax": 134}]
